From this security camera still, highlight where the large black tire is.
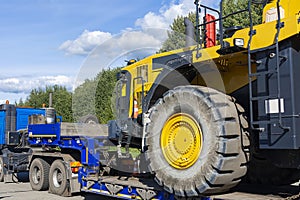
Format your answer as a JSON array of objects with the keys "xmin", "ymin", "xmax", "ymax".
[
  {"xmin": 29, "ymin": 158, "xmax": 50, "ymax": 191},
  {"xmin": 0, "ymin": 156, "xmax": 4, "ymax": 182},
  {"xmin": 145, "ymin": 86, "xmax": 249, "ymax": 197},
  {"xmin": 49, "ymin": 159, "xmax": 70, "ymax": 196}
]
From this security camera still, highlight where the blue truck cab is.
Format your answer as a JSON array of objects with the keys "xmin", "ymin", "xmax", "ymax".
[
  {"xmin": 0, "ymin": 104, "xmax": 45, "ymax": 146},
  {"xmin": 0, "ymin": 104, "xmax": 46, "ymax": 182}
]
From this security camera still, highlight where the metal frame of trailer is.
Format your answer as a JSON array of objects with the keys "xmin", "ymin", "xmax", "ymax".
[{"xmin": 27, "ymin": 122, "xmax": 212, "ymax": 200}]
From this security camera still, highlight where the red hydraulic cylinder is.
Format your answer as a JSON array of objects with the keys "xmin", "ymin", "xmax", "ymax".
[{"xmin": 205, "ymin": 14, "xmax": 216, "ymax": 48}]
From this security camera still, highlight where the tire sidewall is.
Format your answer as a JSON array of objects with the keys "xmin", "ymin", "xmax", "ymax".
[
  {"xmin": 49, "ymin": 160, "xmax": 69, "ymax": 195},
  {"xmin": 29, "ymin": 158, "xmax": 47, "ymax": 191},
  {"xmin": 146, "ymin": 87, "xmax": 222, "ymax": 182}
]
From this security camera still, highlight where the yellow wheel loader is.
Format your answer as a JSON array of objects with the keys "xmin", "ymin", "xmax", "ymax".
[{"xmin": 108, "ymin": 0, "xmax": 300, "ymax": 197}]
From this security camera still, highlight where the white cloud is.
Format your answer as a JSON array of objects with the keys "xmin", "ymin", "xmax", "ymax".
[
  {"xmin": 0, "ymin": 92, "xmax": 28, "ymax": 104},
  {"xmin": 59, "ymin": 30, "xmax": 112, "ymax": 55},
  {"xmin": 1, "ymin": 78, "xmax": 20, "ymax": 84},
  {"xmin": 0, "ymin": 75, "xmax": 74, "ymax": 94},
  {"xmin": 0, "ymin": 99, "xmax": 7, "ymax": 104},
  {"xmin": 59, "ymin": 28, "xmax": 164, "ymax": 58},
  {"xmin": 135, "ymin": 0, "xmax": 194, "ymax": 30},
  {"xmin": 135, "ymin": 12, "xmax": 169, "ymax": 30},
  {"xmin": 109, "ymin": 31, "xmax": 162, "ymax": 52},
  {"xmin": 74, "ymin": 30, "xmax": 164, "ymax": 83},
  {"xmin": 59, "ymin": 0, "xmax": 195, "ymax": 56}
]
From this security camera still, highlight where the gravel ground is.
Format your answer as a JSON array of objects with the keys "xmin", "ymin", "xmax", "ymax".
[
  {"xmin": 0, "ymin": 178, "xmax": 299, "ymax": 200},
  {"xmin": 0, "ymin": 181, "xmax": 83, "ymax": 200}
]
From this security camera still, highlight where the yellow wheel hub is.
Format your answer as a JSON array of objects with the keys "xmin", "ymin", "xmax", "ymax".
[{"xmin": 161, "ymin": 113, "xmax": 202, "ymax": 170}]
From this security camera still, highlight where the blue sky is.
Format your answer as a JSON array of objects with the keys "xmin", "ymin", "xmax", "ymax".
[{"xmin": 0, "ymin": 0, "xmax": 214, "ymax": 104}]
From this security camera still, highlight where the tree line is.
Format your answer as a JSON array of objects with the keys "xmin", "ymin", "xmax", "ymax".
[{"xmin": 17, "ymin": 68, "xmax": 120, "ymax": 123}]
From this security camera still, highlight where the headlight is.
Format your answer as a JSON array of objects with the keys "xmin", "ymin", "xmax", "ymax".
[{"xmin": 234, "ymin": 38, "xmax": 244, "ymax": 47}]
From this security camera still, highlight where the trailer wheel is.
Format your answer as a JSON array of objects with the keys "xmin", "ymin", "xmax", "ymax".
[
  {"xmin": 49, "ymin": 159, "xmax": 70, "ymax": 196},
  {"xmin": 145, "ymin": 86, "xmax": 249, "ymax": 196},
  {"xmin": 29, "ymin": 158, "xmax": 50, "ymax": 191},
  {"xmin": 0, "ymin": 156, "xmax": 4, "ymax": 182}
]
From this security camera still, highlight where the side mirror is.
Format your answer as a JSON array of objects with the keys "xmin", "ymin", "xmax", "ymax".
[
  {"xmin": 117, "ymin": 72, "xmax": 128, "ymax": 83},
  {"xmin": 116, "ymin": 72, "xmax": 122, "ymax": 80}
]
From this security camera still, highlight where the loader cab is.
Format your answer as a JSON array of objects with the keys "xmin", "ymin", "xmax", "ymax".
[
  {"xmin": 110, "ymin": 69, "xmax": 140, "ymax": 141},
  {"xmin": 109, "ymin": 60, "xmax": 148, "ymax": 149}
]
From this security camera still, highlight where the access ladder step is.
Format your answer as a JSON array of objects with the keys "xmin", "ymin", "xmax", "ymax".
[
  {"xmin": 252, "ymin": 120, "xmax": 278, "ymax": 125},
  {"xmin": 249, "ymin": 70, "xmax": 277, "ymax": 77},
  {"xmin": 251, "ymin": 95, "xmax": 279, "ymax": 101}
]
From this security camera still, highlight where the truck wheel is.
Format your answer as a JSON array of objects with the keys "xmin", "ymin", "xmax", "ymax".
[
  {"xmin": 145, "ymin": 86, "xmax": 249, "ymax": 197},
  {"xmin": 0, "ymin": 156, "xmax": 4, "ymax": 182},
  {"xmin": 49, "ymin": 159, "xmax": 70, "ymax": 196},
  {"xmin": 29, "ymin": 158, "xmax": 50, "ymax": 191}
]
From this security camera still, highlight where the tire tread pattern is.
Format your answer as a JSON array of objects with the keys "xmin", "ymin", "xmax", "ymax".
[
  {"xmin": 29, "ymin": 158, "xmax": 50, "ymax": 191},
  {"xmin": 49, "ymin": 159, "xmax": 70, "ymax": 197},
  {"xmin": 145, "ymin": 86, "xmax": 250, "ymax": 197}
]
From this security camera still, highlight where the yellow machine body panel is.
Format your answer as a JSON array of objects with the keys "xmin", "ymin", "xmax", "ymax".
[
  {"xmin": 262, "ymin": 0, "xmax": 300, "ymax": 23},
  {"xmin": 230, "ymin": 14, "xmax": 300, "ymax": 50}
]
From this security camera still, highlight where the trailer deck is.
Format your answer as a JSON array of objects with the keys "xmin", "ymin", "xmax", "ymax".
[{"xmin": 60, "ymin": 122, "xmax": 108, "ymax": 137}]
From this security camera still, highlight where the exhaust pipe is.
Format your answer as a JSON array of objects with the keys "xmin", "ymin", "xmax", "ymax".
[
  {"xmin": 46, "ymin": 92, "xmax": 56, "ymax": 124},
  {"xmin": 49, "ymin": 92, "xmax": 53, "ymax": 108},
  {"xmin": 184, "ymin": 17, "xmax": 196, "ymax": 47}
]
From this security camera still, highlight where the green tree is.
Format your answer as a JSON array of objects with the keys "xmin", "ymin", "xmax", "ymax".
[
  {"xmin": 72, "ymin": 79, "xmax": 98, "ymax": 122},
  {"xmin": 223, "ymin": 0, "xmax": 263, "ymax": 28},
  {"xmin": 51, "ymin": 85, "xmax": 73, "ymax": 122},
  {"xmin": 95, "ymin": 68, "xmax": 121, "ymax": 123},
  {"xmin": 19, "ymin": 68, "xmax": 120, "ymax": 124},
  {"xmin": 24, "ymin": 85, "xmax": 73, "ymax": 122},
  {"xmin": 160, "ymin": 12, "xmax": 196, "ymax": 52},
  {"xmin": 72, "ymin": 68, "xmax": 121, "ymax": 124},
  {"xmin": 16, "ymin": 98, "xmax": 24, "ymax": 106}
]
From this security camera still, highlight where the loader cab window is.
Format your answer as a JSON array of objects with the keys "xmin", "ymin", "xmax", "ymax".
[
  {"xmin": 134, "ymin": 65, "xmax": 148, "ymax": 109},
  {"xmin": 136, "ymin": 65, "xmax": 148, "ymax": 83},
  {"xmin": 121, "ymin": 82, "xmax": 127, "ymax": 97}
]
